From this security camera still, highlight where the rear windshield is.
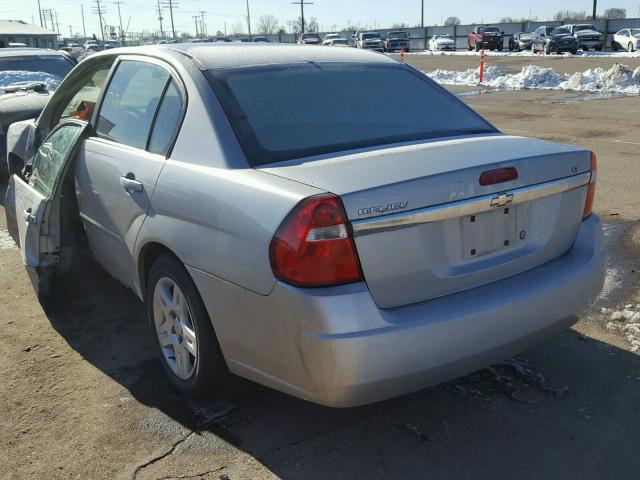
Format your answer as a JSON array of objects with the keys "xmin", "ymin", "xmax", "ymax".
[
  {"xmin": 0, "ymin": 55, "xmax": 73, "ymax": 79},
  {"xmin": 207, "ymin": 63, "xmax": 496, "ymax": 166},
  {"xmin": 573, "ymin": 25, "xmax": 596, "ymax": 32}
]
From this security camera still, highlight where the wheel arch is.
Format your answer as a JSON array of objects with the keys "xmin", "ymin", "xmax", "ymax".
[{"xmin": 138, "ymin": 241, "xmax": 184, "ymax": 301}]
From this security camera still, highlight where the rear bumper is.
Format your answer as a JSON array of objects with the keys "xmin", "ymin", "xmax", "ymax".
[{"xmin": 190, "ymin": 215, "xmax": 605, "ymax": 408}]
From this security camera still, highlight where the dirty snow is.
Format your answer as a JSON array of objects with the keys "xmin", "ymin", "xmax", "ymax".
[
  {"xmin": 427, "ymin": 63, "xmax": 640, "ymax": 95},
  {"xmin": 0, "ymin": 230, "xmax": 17, "ymax": 250},
  {"xmin": 603, "ymin": 305, "xmax": 640, "ymax": 352},
  {"xmin": 407, "ymin": 50, "xmax": 640, "ymax": 58},
  {"xmin": 0, "ymin": 70, "xmax": 61, "ymax": 93}
]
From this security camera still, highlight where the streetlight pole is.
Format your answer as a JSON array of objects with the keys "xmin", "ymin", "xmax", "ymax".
[
  {"xmin": 592, "ymin": 0, "xmax": 597, "ymax": 19},
  {"xmin": 246, "ymin": 0, "xmax": 251, "ymax": 40}
]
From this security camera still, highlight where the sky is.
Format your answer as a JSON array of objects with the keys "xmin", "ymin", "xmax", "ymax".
[{"xmin": 2, "ymin": 0, "xmax": 640, "ymax": 38}]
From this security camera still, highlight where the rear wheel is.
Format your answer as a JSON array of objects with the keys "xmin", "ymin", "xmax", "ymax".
[
  {"xmin": 475, "ymin": 42, "xmax": 481, "ymax": 52},
  {"xmin": 629, "ymin": 42, "xmax": 635, "ymax": 53},
  {"xmin": 146, "ymin": 255, "xmax": 228, "ymax": 398},
  {"xmin": 611, "ymin": 40, "xmax": 618, "ymax": 51},
  {"xmin": 544, "ymin": 44, "xmax": 551, "ymax": 55}
]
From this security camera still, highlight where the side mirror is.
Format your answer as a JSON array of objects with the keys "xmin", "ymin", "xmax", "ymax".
[{"xmin": 6, "ymin": 119, "xmax": 38, "ymax": 177}]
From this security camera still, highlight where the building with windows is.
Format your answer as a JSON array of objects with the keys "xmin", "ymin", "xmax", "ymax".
[{"xmin": 0, "ymin": 20, "xmax": 58, "ymax": 48}]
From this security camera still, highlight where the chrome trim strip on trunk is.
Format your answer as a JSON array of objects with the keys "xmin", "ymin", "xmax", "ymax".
[{"xmin": 351, "ymin": 172, "xmax": 591, "ymax": 236}]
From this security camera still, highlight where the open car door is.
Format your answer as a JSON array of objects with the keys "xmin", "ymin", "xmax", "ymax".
[{"xmin": 5, "ymin": 119, "xmax": 88, "ymax": 299}]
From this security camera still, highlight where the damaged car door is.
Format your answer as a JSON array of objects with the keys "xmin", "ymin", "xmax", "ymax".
[{"xmin": 5, "ymin": 120, "xmax": 88, "ymax": 297}]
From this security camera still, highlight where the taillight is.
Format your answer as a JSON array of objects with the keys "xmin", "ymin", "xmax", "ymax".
[
  {"xmin": 582, "ymin": 152, "xmax": 597, "ymax": 220},
  {"xmin": 269, "ymin": 194, "xmax": 363, "ymax": 287}
]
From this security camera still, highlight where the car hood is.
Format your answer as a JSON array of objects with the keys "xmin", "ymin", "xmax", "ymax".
[
  {"xmin": 434, "ymin": 38, "xmax": 454, "ymax": 44},
  {"xmin": 550, "ymin": 34, "xmax": 574, "ymax": 40},
  {"xmin": 575, "ymin": 30, "xmax": 601, "ymax": 36},
  {"xmin": 363, "ymin": 38, "xmax": 382, "ymax": 43}
]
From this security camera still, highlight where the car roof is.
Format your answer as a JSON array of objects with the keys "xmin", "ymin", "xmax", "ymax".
[
  {"xmin": 91, "ymin": 43, "xmax": 396, "ymax": 71},
  {"xmin": 0, "ymin": 47, "xmax": 66, "ymax": 58}
]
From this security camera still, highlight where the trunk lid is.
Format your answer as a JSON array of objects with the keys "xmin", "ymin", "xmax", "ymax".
[{"xmin": 260, "ymin": 135, "xmax": 592, "ymax": 308}]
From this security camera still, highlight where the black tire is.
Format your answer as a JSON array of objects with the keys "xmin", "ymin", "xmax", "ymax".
[
  {"xmin": 571, "ymin": 48, "xmax": 577, "ymax": 55},
  {"xmin": 475, "ymin": 42, "xmax": 481, "ymax": 52},
  {"xmin": 611, "ymin": 41, "xmax": 618, "ymax": 51},
  {"xmin": 582, "ymin": 46, "xmax": 589, "ymax": 52},
  {"xmin": 629, "ymin": 43, "xmax": 635, "ymax": 53},
  {"xmin": 468, "ymin": 43, "xmax": 472, "ymax": 51},
  {"xmin": 146, "ymin": 255, "xmax": 229, "ymax": 399},
  {"xmin": 544, "ymin": 44, "xmax": 551, "ymax": 55}
]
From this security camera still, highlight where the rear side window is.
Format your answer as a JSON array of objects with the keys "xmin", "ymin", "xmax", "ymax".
[
  {"xmin": 96, "ymin": 61, "xmax": 170, "ymax": 149},
  {"xmin": 148, "ymin": 80, "xmax": 184, "ymax": 155},
  {"xmin": 208, "ymin": 63, "xmax": 496, "ymax": 165}
]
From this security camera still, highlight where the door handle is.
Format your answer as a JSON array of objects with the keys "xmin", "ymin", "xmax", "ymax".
[
  {"xmin": 120, "ymin": 173, "xmax": 144, "ymax": 194},
  {"xmin": 24, "ymin": 208, "xmax": 37, "ymax": 225}
]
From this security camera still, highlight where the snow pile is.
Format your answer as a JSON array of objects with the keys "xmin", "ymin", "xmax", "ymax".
[
  {"xmin": 604, "ymin": 305, "xmax": 640, "ymax": 352},
  {"xmin": 426, "ymin": 63, "xmax": 640, "ymax": 94},
  {"xmin": 0, "ymin": 70, "xmax": 61, "ymax": 93},
  {"xmin": 427, "ymin": 65, "xmax": 502, "ymax": 84},
  {"xmin": 564, "ymin": 63, "xmax": 640, "ymax": 94}
]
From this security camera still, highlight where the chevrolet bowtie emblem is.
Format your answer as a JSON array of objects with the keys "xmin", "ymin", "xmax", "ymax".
[{"xmin": 490, "ymin": 193, "xmax": 514, "ymax": 207}]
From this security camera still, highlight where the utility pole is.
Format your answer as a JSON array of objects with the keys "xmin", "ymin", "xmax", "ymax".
[
  {"xmin": 246, "ymin": 0, "xmax": 251, "ymax": 40},
  {"xmin": 199, "ymin": 10, "xmax": 207, "ymax": 37},
  {"xmin": 161, "ymin": 0, "xmax": 177, "ymax": 39},
  {"xmin": 92, "ymin": 0, "xmax": 106, "ymax": 41},
  {"xmin": 55, "ymin": 10, "xmax": 60, "ymax": 34},
  {"xmin": 114, "ymin": 1, "xmax": 124, "ymax": 44},
  {"xmin": 37, "ymin": 0, "xmax": 43, "ymax": 27},
  {"xmin": 592, "ymin": 0, "xmax": 597, "ymax": 19},
  {"xmin": 81, "ymin": 4, "xmax": 87, "ymax": 38},
  {"xmin": 69, "ymin": 24, "xmax": 73, "ymax": 37},
  {"xmin": 421, "ymin": 0, "xmax": 424, "ymax": 29},
  {"xmin": 291, "ymin": 0, "xmax": 313, "ymax": 34},
  {"xmin": 193, "ymin": 15, "xmax": 199, "ymax": 37},
  {"xmin": 156, "ymin": 0, "xmax": 164, "ymax": 39}
]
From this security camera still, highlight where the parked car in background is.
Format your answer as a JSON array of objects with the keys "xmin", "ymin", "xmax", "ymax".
[
  {"xmin": 83, "ymin": 40, "xmax": 99, "ymax": 49},
  {"xmin": 252, "ymin": 36, "xmax": 269, "ymax": 43},
  {"xmin": 565, "ymin": 24, "xmax": 605, "ymax": 51},
  {"xmin": 325, "ymin": 38, "xmax": 349, "ymax": 47},
  {"xmin": 468, "ymin": 26, "xmax": 503, "ymax": 51},
  {"xmin": 612, "ymin": 28, "xmax": 640, "ymax": 52},
  {"xmin": 531, "ymin": 26, "xmax": 577, "ymax": 54},
  {"xmin": 4, "ymin": 44, "xmax": 604, "ymax": 408},
  {"xmin": 356, "ymin": 32, "xmax": 384, "ymax": 52},
  {"xmin": 298, "ymin": 33, "xmax": 321, "ymax": 45},
  {"xmin": 428, "ymin": 34, "xmax": 456, "ymax": 52},
  {"xmin": 509, "ymin": 32, "xmax": 534, "ymax": 51},
  {"xmin": 0, "ymin": 47, "xmax": 77, "ymax": 178},
  {"xmin": 323, "ymin": 33, "xmax": 342, "ymax": 45},
  {"xmin": 384, "ymin": 31, "xmax": 410, "ymax": 52}
]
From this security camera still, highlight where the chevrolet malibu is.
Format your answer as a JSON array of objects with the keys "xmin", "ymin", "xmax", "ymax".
[{"xmin": 4, "ymin": 44, "xmax": 605, "ymax": 407}]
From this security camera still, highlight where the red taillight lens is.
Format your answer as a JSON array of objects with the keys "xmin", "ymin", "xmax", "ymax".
[
  {"xmin": 269, "ymin": 194, "xmax": 363, "ymax": 287},
  {"xmin": 479, "ymin": 167, "xmax": 518, "ymax": 186},
  {"xmin": 583, "ymin": 152, "xmax": 597, "ymax": 220}
]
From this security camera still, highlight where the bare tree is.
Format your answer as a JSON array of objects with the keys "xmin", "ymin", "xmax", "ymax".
[
  {"xmin": 444, "ymin": 17, "xmax": 461, "ymax": 26},
  {"xmin": 500, "ymin": 16, "xmax": 537, "ymax": 23},
  {"xmin": 291, "ymin": 15, "xmax": 319, "ymax": 33},
  {"xmin": 257, "ymin": 14, "xmax": 279, "ymax": 34},
  {"xmin": 553, "ymin": 10, "xmax": 587, "ymax": 21},
  {"xmin": 391, "ymin": 22, "xmax": 409, "ymax": 28},
  {"xmin": 603, "ymin": 7, "xmax": 626, "ymax": 18}
]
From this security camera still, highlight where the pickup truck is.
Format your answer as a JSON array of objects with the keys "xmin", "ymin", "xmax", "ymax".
[
  {"xmin": 468, "ymin": 26, "xmax": 503, "ymax": 51},
  {"xmin": 384, "ymin": 31, "xmax": 410, "ymax": 52},
  {"xmin": 564, "ymin": 24, "xmax": 605, "ymax": 51}
]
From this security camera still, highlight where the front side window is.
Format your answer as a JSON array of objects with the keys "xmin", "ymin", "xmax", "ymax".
[
  {"xmin": 30, "ymin": 124, "xmax": 84, "ymax": 198},
  {"xmin": 208, "ymin": 63, "xmax": 496, "ymax": 166},
  {"xmin": 96, "ymin": 60, "xmax": 170, "ymax": 149}
]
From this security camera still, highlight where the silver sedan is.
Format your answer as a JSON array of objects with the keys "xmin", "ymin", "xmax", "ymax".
[{"xmin": 4, "ymin": 44, "xmax": 605, "ymax": 407}]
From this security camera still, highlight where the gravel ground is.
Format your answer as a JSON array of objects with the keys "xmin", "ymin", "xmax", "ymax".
[{"xmin": 1, "ymin": 56, "xmax": 639, "ymax": 479}]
